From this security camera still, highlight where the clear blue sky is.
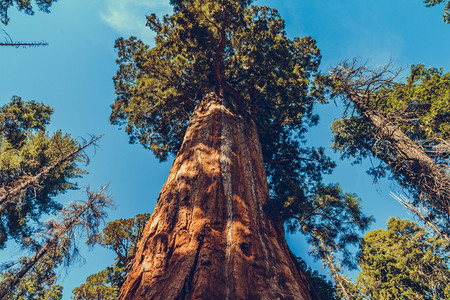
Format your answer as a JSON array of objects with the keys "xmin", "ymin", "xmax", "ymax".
[{"xmin": 0, "ymin": 0, "xmax": 449, "ymax": 298}]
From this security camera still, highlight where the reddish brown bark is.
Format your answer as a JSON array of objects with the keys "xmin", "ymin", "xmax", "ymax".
[{"xmin": 119, "ymin": 93, "xmax": 316, "ymax": 300}]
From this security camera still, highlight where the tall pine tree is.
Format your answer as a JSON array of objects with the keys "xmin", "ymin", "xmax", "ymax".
[
  {"xmin": 0, "ymin": 185, "xmax": 113, "ymax": 300},
  {"xmin": 0, "ymin": 97, "xmax": 100, "ymax": 249},
  {"xmin": 328, "ymin": 61, "xmax": 449, "ymax": 238}
]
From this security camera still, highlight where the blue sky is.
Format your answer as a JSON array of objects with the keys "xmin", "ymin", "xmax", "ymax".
[{"xmin": 0, "ymin": 0, "xmax": 449, "ymax": 298}]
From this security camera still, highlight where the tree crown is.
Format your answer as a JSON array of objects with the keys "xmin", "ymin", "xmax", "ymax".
[
  {"xmin": 111, "ymin": 0, "xmax": 321, "ymax": 161},
  {"xmin": 357, "ymin": 217, "xmax": 450, "ymax": 299},
  {"xmin": 0, "ymin": 97, "xmax": 88, "ymax": 248}
]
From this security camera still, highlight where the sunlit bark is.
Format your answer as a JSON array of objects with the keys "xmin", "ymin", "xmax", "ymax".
[{"xmin": 119, "ymin": 93, "xmax": 316, "ymax": 299}]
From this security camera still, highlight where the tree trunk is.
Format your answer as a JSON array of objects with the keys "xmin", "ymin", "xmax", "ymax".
[
  {"xmin": 0, "ymin": 185, "xmax": 109, "ymax": 299},
  {"xmin": 363, "ymin": 106, "xmax": 450, "ymax": 217},
  {"xmin": 119, "ymin": 93, "xmax": 316, "ymax": 300}
]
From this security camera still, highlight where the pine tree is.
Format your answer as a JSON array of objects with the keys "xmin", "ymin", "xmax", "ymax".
[
  {"xmin": 0, "ymin": 97, "xmax": 100, "ymax": 249},
  {"xmin": 0, "ymin": 185, "xmax": 113, "ymax": 300},
  {"xmin": 111, "ymin": 1, "xmax": 371, "ymax": 298},
  {"xmin": 329, "ymin": 61, "xmax": 450, "ymax": 238},
  {"xmin": 71, "ymin": 269, "xmax": 118, "ymax": 300},
  {"xmin": 356, "ymin": 217, "xmax": 450, "ymax": 299}
]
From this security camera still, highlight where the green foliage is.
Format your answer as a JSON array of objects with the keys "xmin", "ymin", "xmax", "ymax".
[
  {"xmin": 111, "ymin": 0, "xmax": 344, "ymax": 220},
  {"xmin": 330, "ymin": 63, "xmax": 450, "ymax": 235},
  {"xmin": 375, "ymin": 65, "xmax": 449, "ymax": 143},
  {"xmin": 87, "ymin": 213, "xmax": 149, "ymax": 264},
  {"xmin": 71, "ymin": 268, "xmax": 118, "ymax": 300},
  {"xmin": 274, "ymin": 181, "xmax": 372, "ymax": 297},
  {"xmin": 0, "ymin": 96, "xmax": 53, "ymax": 145},
  {"xmin": 0, "ymin": 97, "xmax": 88, "ymax": 249},
  {"xmin": 72, "ymin": 214, "xmax": 150, "ymax": 299},
  {"xmin": 0, "ymin": 243, "xmax": 65, "ymax": 300},
  {"xmin": 280, "ymin": 183, "xmax": 373, "ymax": 269},
  {"xmin": 423, "ymin": 0, "xmax": 450, "ymax": 23},
  {"xmin": 111, "ymin": 0, "xmax": 322, "ymax": 163},
  {"xmin": 356, "ymin": 217, "xmax": 450, "ymax": 299},
  {"xmin": 332, "ymin": 64, "xmax": 449, "ymax": 166},
  {"xmin": 0, "ymin": 0, "xmax": 59, "ymax": 25}
]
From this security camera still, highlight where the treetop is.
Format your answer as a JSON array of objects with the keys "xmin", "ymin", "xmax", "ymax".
[{"xmin": 111, "ymin": 1, "xmax": 322, "ymax": 161}]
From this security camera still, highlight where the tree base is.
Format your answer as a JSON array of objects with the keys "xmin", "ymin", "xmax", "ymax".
[{"xmin": 119, "ymin": 94, "xmax": 316, "ymax": 299}]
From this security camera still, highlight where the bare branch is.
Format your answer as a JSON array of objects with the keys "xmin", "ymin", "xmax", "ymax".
[
  {"xmin": 0, "ymin": 29, "xmax": 48, "ymax": 47},
  {"xmin": 0, "ymin": 41, "xmax": 48, "ymax": 47},
  {"xmin": 391, "ymin": 192, "xmax": 450, "ymax": 244},
  {"xmin": 0, "ymin": 184, "xmax": 113, "ymax": 299}
]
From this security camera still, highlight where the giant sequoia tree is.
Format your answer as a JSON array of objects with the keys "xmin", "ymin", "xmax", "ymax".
[{"xmin": 111, "ymin": 1, "xmax": 370, "ymax": 298}]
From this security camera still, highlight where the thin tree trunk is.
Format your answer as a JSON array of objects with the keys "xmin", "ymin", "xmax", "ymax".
[
  {"xmin": 331, "ymin": 61, "xmax": 449, "ymax": 219},
  {"xmin": 0, "ymin": 135, "xmax": 101, "ymax": 208},
  {"xmin": 362, "ymin": 107, "xmax": 450, "ymax": 217},
  {"xmin": 0, "ymin": 185, "xmax": 108, "ymax": 300},
  {"xmin": 321, "ymin": 248, "xmax": 351, "ymax": 300},
  {"xmin": 119, "ymin": 93, "xmax": 316, "ymax": 299}
]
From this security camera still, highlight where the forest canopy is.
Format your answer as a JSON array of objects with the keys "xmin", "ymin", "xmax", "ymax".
[{"xmin": 0, "ymin": 0, "xmax": 449, "ymax": 298}]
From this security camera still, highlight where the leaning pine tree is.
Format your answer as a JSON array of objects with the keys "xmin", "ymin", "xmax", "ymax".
[
  {"xmin": 329, "ymin": 61, "xmax": 450, "ymax": 237},
  {"xmin": 111, "ymin": 1, "xmax": 371, "ymax": 299}
]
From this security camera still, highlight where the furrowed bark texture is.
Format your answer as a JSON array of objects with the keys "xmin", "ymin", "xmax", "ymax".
[{"xmin": 119, "ymin": 93, "xmax": 315, "ymax": 300}]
